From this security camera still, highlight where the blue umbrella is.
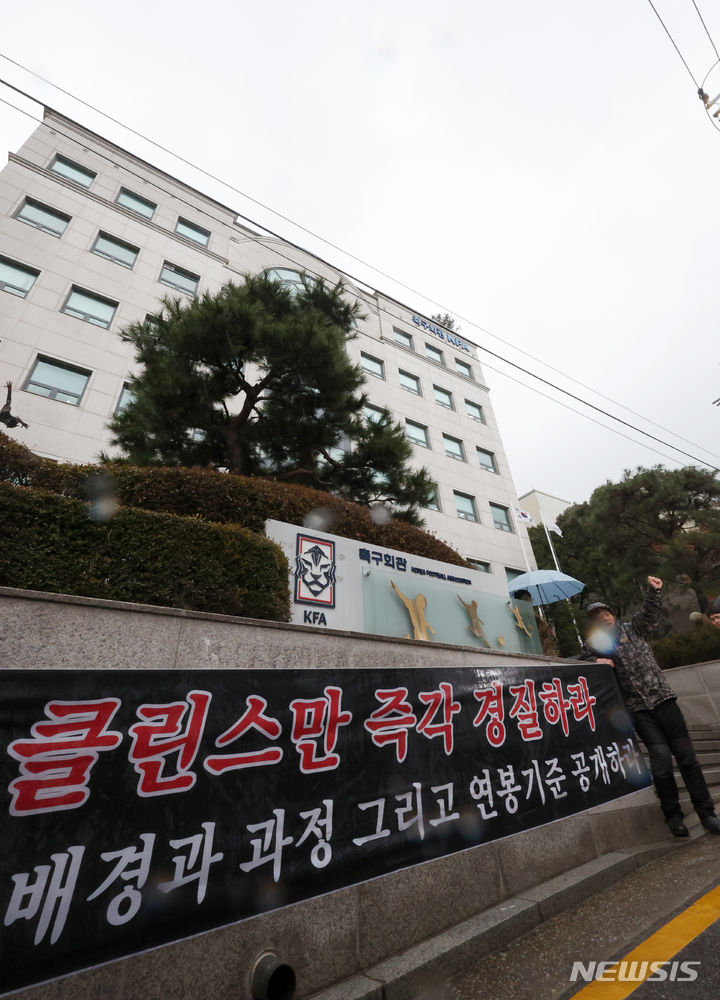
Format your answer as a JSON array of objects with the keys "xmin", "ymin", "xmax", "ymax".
[{"xmin": 507, "ymin": 569, "xmax": 585, "ymax": 606}]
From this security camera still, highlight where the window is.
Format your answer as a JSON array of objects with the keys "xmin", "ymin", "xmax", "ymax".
[
  {"xmin": 393, "ymin": 328, "xmax": 413, "ymax": 350},
  {"xmin": 24, "ymin": 356, "xmax": 90, "ymax": 405},
  {"xmin": 476, "ymin": 447, "xmax": 498, "ymax": 473},
  {"xmin": 0, "ymin": 257, "xmax": 39, "ymax": 298},
  {"xmin": 62, "ymin": 286, "xmax": 118, "ymax": 329},
  {"xmin": 92, "ymin": 232, "xmax": 139, "ymax": 269},
  {"xmin": 14, "ymin": 198, "xmax": 70, "ymax": 237},
  {"xmin": 49, "ymin": 154, "xmax": 96, "ymax": 188},
  {"xmin": 116, "ymin": 187, "xmax": 156, "ymax": 219},
  {"xmin": 454, "ymin": 491, "xmax": 478, "ymax": 522},
  {"xmin": 361, "ymin": 353, "xmax": 384, "ymax": 379},
  {"xmin": 265, "ymin": 267, "xmax": 315, "ymax": 294},
  {"xmin": 455, "ymin": 358, "xmax": 473, "ymax": 379},
  {"xmin": 115, "ymin": 384, "xmax": 135, "ymax": 414},
  {"xmin": 425, "ymin": 485, "xmax": 441, "ymax": 511},
  {"xmin": 469, "ymin": 559, "xmax": 491, "ymax": 573},
  {"xmin": 465, "ymin": 399, "xmax": 485, "ymax": 422},
  {"xmin": 425, "ymin": 343, "xmax": 444, "ymax": 365},
  {"xmin": 405, "ymin": 419, "xmax": 430, "ymax": 448},
  {"xmin": 145, "ymin": 313, "xmax": 161, "ymax": 330},
  {"xmin": 433, "ymin": 385, "xmax": 453, "ymax": 409},
  {"xmin": 160, "ymin": 262, "xmax": 199, "ymax": 295},
  {"xmin": 399, "ymin": 370, "xmax": 421, "ymax": 395},
  {"xmin": 175, "ymin": 217, "xmax": 211, "ymax": 247},
  {"xmin": 443, "ymin": 434, "xmax": 465, "ymax": 461},
  {"xmin": 490, "ymin": 503, "xmax": 513, "ymax": 532},
  {"xmin": 506, "ymin": 567, "xmax": 525, "ymax": 583},
  {"xmin": 364, "ymin": 403, "xmax": 385, "ymax": 423}
]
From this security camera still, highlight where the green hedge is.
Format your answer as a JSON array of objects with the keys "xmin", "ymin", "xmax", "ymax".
[
  {"xmin": 652, "ymin": 623, "xmax": 720, "ymax": 670},
  {"xmin": 0, "ymin": 482, "xmax": 290, "ymax": 621},
  {"xmin": 0, "ymin": 433, "xmax": 470, "ymax": 567}
]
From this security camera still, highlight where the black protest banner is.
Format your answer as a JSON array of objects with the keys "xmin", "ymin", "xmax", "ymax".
[{"xmin": 0, "ymin": 664, "xmax": 650, "ymax": 993}]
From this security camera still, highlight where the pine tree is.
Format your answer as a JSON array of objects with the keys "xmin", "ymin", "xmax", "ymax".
[
  {"xmin": 108, "ymin": 273, "xmax": 435, "ymax": 521},
  {"xmin": 431, "ymin": 312, "xmax": 459, "ymax": 332},
  {"xmin": 528, "ymin": 466, "xmax": 720, "ymax": 615}
]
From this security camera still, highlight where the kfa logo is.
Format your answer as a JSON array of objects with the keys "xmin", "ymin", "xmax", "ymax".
[{"xmin": 294, "ymin": 534, "xmax": 336, "ymax": 621}]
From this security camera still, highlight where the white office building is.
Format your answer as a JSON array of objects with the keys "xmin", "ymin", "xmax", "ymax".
[
  {"xmin": 0, "ymin": 108, "xmax": 536, "ymax": 583},
  {"xmin": 518, "ymin": 490, "xmax": 572, "ymax": 529}
]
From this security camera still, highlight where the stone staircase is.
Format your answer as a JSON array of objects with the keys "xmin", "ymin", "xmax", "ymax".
[
  {"xmin": 309, "ymin": 728, "xmax": 720, "ymax": 1000},
  {"xmin": 677, "ymin": 722, "xmax": 720, "ymax": 832}
]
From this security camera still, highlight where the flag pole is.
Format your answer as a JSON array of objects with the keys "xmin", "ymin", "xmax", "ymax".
[
  {"xmin": 542, "ymin": 518, "xmax": 561, "ymax": 572},
  {"xmin": 541, "ymin": 513, "xmax": 582, "ymax": 644},
  {"xmin": 512, "ymin": 510, "xmax": 533, "ymax": 572}
]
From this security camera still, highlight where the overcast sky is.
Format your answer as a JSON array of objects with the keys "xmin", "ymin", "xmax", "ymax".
[{"xmin": 2, "ymin": 0, "xmax": 720, "ymax": 504}]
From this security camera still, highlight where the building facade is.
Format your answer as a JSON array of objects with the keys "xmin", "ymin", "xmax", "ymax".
[
  {"xmin": 518, "ymin": 489, "xmax": 571, "ymax": 529},
  {"xmin": 0, "ymin": 108, "xmax": 535, "ymax": 582}
]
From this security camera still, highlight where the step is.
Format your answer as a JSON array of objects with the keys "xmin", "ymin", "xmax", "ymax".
[
  {"xmin": 689, "ymin": 751, "xmax": 720, "ymax": 764},
  {"xmin": 687, "ymin": 728, "xmax": 720, "ymax": 739},
  {"xmin": 672, "ymin": 772, "xmax": 720, "ymax": 788},
  {"xmin": 307, "ymin": 839, "xmax": 702, "ymax": 1000},
  {"xmin": 679, "ymin": 791, "xmax": 720, "ymax": 813},
  {"xmin": 642, "ymin": 744, "xmax": 720, "ymax": 758},
  {"xmin": 447, "ymin": 829, "xmax": 720, "ymax": 1000},
  {"xmin": 689, "ymin": 750, "xmax": 720, "ymax": 764},
  {"xmin": 691, "ymin": 740, "xmax": 720, "ymax": 753},
  {"xmin": 674, "ymin": 765, "xmax": 720, "ymax": 785}
]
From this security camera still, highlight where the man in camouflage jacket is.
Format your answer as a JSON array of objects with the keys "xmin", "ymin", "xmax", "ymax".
[{"xmin": 581, "ymin": 576, "xmax": 720, "ymax": 838}]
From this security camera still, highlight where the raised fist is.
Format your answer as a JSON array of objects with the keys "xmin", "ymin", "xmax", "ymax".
[{"xmin": 648, "ymin": 576, "xmax": 663, "ymax": 591}]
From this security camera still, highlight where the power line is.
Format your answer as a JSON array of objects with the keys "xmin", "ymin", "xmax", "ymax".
[
  {"xmin": 470, "ymin": 341, "xmax": 717, "ymax": 470},
  {"xmin": 645, "ymin": 0, "xmax": 701, "ymax": 87},
  {"xmin": 478, "ymin": 358, "xmax": 690, "ymax": 468},
  {"xmin": 445, "ymin": 320, "xmax": 720, "ymax": 462},
  {"xmin": 0, "ymin": 87, "xmax": 716, "ymax": 473},
  {"xmin": 0, "ymin": 84, "xmax": 718, "ymax": 473},
  {"xmin": 691, "ymin": 0, "xmax": 720, "ymax": 62},
  {"xmin": 2, "ymin": 62, "xmax": 718, "ymax": 461},
  {"xmin": 1, "ymin": 59, "xmax": 719, "ymax": 465}
]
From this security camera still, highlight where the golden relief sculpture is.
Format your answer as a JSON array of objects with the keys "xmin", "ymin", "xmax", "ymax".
[
  {"xmin": 456, "ymin": 594, "xmax": 490, "ymax": 646},
  {"xmin": 391, "ymin": 581, "xmax": 435, "ymax": 641},
  {"xmin": 508, "ymin": 601, "xmax": 534, "ymax": 639}
]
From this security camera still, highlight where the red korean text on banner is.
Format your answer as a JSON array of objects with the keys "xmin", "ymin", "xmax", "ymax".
[
  {"xmin": 204, "ymin": 696, "xmax": 283, "ymax": 775},
  {"xmin": 128, "ymin": 690, "xmax": 211, "ymax": 796},
  {"xmin": 8, "ymin": 700, "xmax": 123, "ymax": 816}
]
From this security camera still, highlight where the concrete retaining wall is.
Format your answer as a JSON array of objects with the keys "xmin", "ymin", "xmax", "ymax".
[
  {"xmin": 1, "ymin": 588, "xmax": 717, "ymax": 1000},
  {"xmin": 658, "ymin": 658, "xmax": 720, "ymax": 725},
  {"xmin": 0, "ymin": 587, "xmax": 558, "ymax": 672}
]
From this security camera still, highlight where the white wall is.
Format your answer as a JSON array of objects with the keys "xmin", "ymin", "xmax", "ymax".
[{"xmin": 0, "ymin": 109, "xmax": 534, "ymax": 576}]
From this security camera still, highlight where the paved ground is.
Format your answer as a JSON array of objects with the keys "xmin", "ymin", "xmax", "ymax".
[
  {"xmin": 626, "ymin": 915, "xmax": 720, "ymax": 1000},
  {"xmin": 446, "ymin": 835, "xmax": 720, "ymax": 1000}
]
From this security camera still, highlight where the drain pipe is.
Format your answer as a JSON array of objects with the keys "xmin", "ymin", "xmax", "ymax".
[{"xmin": 251, "ymin": 952, "xmax": 297, "ymax": 1000}]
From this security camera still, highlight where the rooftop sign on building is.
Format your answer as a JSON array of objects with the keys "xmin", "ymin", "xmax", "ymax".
[{"xmin": 411, "ymin": 315, "xmax": 472, "ymax": 354}]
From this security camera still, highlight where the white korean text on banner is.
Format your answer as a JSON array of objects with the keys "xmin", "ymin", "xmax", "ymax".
[{"xmin": 0, "ymin": 665, "xmax": 651, "ymax": 993}]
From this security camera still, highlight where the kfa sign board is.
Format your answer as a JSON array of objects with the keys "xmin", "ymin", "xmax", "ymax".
[
  {"xmin": 411, "ymin": 315, "xmax": 472, "ymax": 353},
  {"xmin": 266, "ymin": 520, "xmax": 543, "ymax": 654}
]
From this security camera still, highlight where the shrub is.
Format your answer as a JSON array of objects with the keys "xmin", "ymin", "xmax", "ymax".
[
  {"xmin": 652, "ymin": 623, "xmax": 720, "ymax": 669},
  {"xmin": 0, "ymin": 482, "xmax": 290, "ymax": 621},
  {"xmin": 0, "ymin": 433, "xmax": 470, "ymax": 567}
]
